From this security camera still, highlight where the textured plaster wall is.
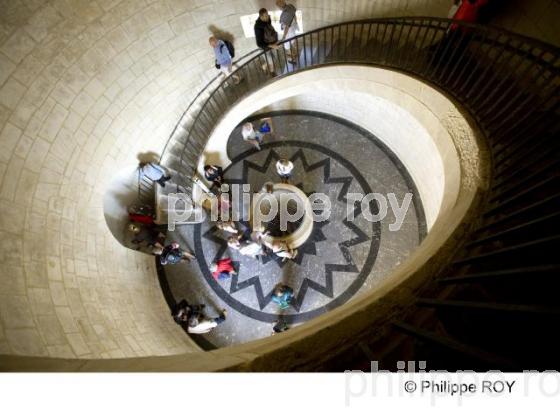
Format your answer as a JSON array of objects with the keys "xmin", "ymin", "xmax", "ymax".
[{"xmin": 0, "ymin": 0, "xmax": 555, "ymax": 361}]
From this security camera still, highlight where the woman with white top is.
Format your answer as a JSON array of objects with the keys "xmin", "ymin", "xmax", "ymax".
[
  {"xmin": 276, "ymin": 158, "xmax": 294, "ymax": 183},
  {"xmin": 241, "ymin": 119, "xmax": 273, "ymax": 150}
]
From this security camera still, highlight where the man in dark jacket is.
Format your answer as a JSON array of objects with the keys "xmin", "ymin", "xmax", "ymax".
[
  {"xmin": 203, "ymin": 164, "xmax": 224, "ymax": 188},
  {"xmin": 254, "ymin": 8, "xmax": 279, "ymax": 75}
]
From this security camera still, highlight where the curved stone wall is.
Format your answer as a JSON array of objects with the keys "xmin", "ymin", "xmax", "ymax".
[
  {"xmin": 202, "ymin": 66, "xmax": 467, "ymax": 230},
  {"xmin": 0, "ymin": 0, "xmax": 554, "ymax": 364}
]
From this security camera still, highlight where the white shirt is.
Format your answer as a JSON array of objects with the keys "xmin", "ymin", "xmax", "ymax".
[
  {"xmin": 188, "ymin": 319, "xmax": 218, "ymax": 334},
  {"xmin": 276, "ymin": 161, "xmax": 294, "ymax": 175},
  {"xmin": 242, "ymin": 125, "xmax": 257, "ymax": 141},
  {"xmin": 239, "ymin": 242, "xmax": 263, "ymax": 257}
]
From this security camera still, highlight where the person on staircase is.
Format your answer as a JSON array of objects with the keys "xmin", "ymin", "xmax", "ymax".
[
  {"xmin": 254, "ymin": 8, "xmax": 280, "ymax": 76},
  {"xmin": 430, "ymin": 0, "xmax": 490, "ymax": 67},
  {"xmin": 276, "ymin": 0, "xmax": 299, "ymax": 65},
  {"xmin": 209, "ymin": 36, "xmax": 241, "ymax": 85},
  {"xmin": 139, "ymin": 162, "xmax": 171, "ymax": 188},
  {"xmin": 449, "ymin": 0, "xmax": 490, "ymax": 32}
]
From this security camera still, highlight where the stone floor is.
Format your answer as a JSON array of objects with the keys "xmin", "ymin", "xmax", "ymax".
[{"xmin": 161, "ymin": 111, "xmax": 426, "ymax": 349}]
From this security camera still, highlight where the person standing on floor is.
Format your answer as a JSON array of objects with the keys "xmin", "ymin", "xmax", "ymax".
[
  {"xmin": 204, "ymin": 164, "xmax": 224, "ymax": 188},
  {"xmin": 216, "ymin": 219, "xmax": 238, "ymax": 234},
  {"xmin": 228, "ymin": 235, "xmax": 265, "ymax": 258},
  {"xmin": 272, "ymin": 317, "xmax": 291, "ymax": 334},
  {"xmin": 276, "ymin": 0, "xmax": 299, "ymax": 64},
  {"xmin": 156, "ymin": 242, "xmax": 195, "ymax": 265},
  {"xmin": 187, "ymin": 309, "xmax": 228, "ymax": 334},
  {"xmin": 271, "ymin": 284, "xmax": 294, "ymax": 310},
  {"xmin": 276, "ymin": 158, "xmax": 294, "ymax": 183},
  {"xmin": 241, "ymin": 122, "xmax": 264, "ymax": 150},
  {"xmin": 139, "ymin": 162, "xmax": 171, "ymax": 188},
  {"xmin": 241, "ymin": 119, "xmax": 273, "ymax": 150},
  {"xmin": 171, "ymin": 299, "xmax": 204, "ymax": 325},
  {"xmin": 254, "ymin": 8, "xmax": 279, "ymax": 76},
  {"xmin": 209, "ymin": 36, "xmax": 241, "ymax": 85}
]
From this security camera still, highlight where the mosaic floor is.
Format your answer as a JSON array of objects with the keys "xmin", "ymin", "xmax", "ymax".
[{"xmin": 161, "ymin": 111, "xmax": 426, "ymax": 348}]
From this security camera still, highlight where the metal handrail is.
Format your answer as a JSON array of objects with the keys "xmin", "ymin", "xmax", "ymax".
[
  {"xmin": 160, "ymin": 17, "xmax": 559, "ymax": 194},
  {"xmin": 157, "ymin": 17, "xmax": 560, "ymax": 368},
  {"xmin": 159, "ymin": 48, "xmax": 262, "ymax": 161}
]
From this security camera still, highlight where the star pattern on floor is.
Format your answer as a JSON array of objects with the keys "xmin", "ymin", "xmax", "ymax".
[{"xmin": 202, "ymin": 147, "xmax": 372, "ymax": 312}]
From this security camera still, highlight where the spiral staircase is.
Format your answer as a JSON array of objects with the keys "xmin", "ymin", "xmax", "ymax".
[
  {"xmin": 156, "ymin": 17, "xmax": 560, "ymax": 371},
  {"xmin": 2, "ymin": 16, "xmax": 558, "ymax": 372}
]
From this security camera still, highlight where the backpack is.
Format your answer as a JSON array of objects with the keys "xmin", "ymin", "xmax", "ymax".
[{"xmin": 222, "ymin": 40, "xmax": 235, "ymax": 58}]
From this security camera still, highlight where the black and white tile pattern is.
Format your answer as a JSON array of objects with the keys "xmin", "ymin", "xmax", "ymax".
[{"xmin": 161, "ymin": 111, "xmax": 426, "ymax": 348}]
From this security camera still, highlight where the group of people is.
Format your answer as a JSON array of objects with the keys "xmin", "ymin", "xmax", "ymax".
[
  {"xmin": 199, "ymin": 144, "xmax": 299, "ymax": 316},
  {"xmin": 135, "ymin": 143, "xmax": 298, "ymax": 334},
  {"xmin": 171, "ymin": 296, "xmax": 293, "ymax": 336},
  {"xmin": 128, "ymin": 207, "xmax": 195, "ymax": 265},
  {"xmin": 209, "ymin": 1, "xmax": 299, "ymax": 83},
  {"xmin": 147, "ymin": 0, "xmax": 489, "ymax": 337},
  {"xmin": 203, "ymin": 152, "xmax": 297, "ymax": 261},
  {"xmin": 133, "ymin": 164, "xmax": 228, "ymax": 335},
  {"xmin": 208, "ymin": 0, "xmax": 491, "ymax": 83},
  {"xmin": 132, "ymin": 155, "xmax": 299, "ymax": 329},
  {"xmin": 131, "ymin": 162, "xmax": 196, "ymax": 265},
  {"xmin": 162, "ymin": 0, "xmax": 491, "ymax": 339}
]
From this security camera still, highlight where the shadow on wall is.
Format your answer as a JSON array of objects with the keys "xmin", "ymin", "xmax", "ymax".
[
  {"xmin": 203, "ymin": 151, "xmax": 223, "ymax": 168},
  {"xmin": 256, "ymin": 0, "xmax": 278, "ymax": 12},
  {"xmin": 137, "ymin": 151, "xmax": 161, "ymax": 164}
]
